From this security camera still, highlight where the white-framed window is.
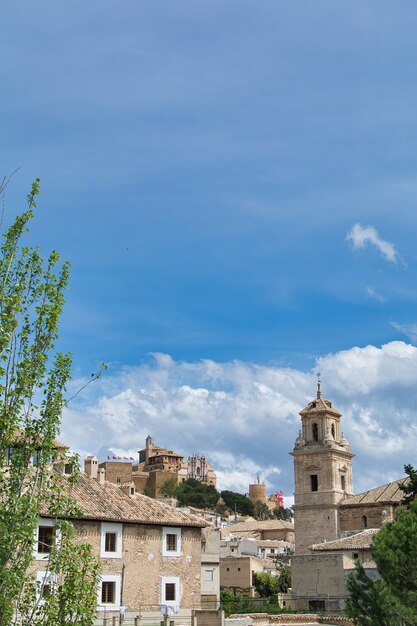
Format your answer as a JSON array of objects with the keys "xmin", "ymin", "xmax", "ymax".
[
  {"xmin": 97, "ymin": 574, "xmax": 121, "ymax": 610},
  {"xmin": 34, "ymin": 518, "xmax": 57, "ymax": 561},
  {"xmin": 162, "ymin": 527, "xmax": 181, "ymax": 557},
  {"xmin": 161, "ymin": 576, "xmax": 180, "ymax": 608},
  {"xmin": 36, "ymin": 570, "xmax": 56, "ymax": 604},
  {"xmin": 204, "ymin": 569, "xmax": 214, "ymax": 582},
  {"xmin": 100, "ymin": 522, "xmax": 122, "ymax": 559}
]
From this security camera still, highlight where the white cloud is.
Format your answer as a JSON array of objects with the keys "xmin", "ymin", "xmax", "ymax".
[
  {"xmin": 391, "ymin": 321, "xmax": 417, "ymax": 344},
  {"xmin": 366, "ymin": 286, "xmax": 385, "ymax": 302},
  {"xmin": 63, "ymin": 342, "xmax": 417, "ymax": 500},
  {"xmin": 346, "ymin": 223, "xmax": 399, "ymax": 264}
]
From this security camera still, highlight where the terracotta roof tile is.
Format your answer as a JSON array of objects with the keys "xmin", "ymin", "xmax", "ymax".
[
  {"xmin": 340, "ymin": 478, "xmax": 407, "ymax": 506},
  {"xmin": 41, "ymin": 473, "xmax": 206, "ymax": 527},
  {"xmin": 225, "ymin": 520, "xmax": 294, "ymax": 533},
  {"xmin": 310, "ymin": 529, "xmax": 378, "ymax": 552}
]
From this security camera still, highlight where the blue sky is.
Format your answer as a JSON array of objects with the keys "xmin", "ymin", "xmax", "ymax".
[{"xmin": 2, "ymin": 2, "xmax": 417, "ymax": 499}]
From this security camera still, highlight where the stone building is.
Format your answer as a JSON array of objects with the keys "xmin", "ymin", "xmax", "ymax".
[
  {"xmin": 222, "ymin": 519, "xmax": 294, "ymax": 543},
  {"xmin": 290, "ymin": 382, "xmax": 406, "ymax": 612},
  {"xmin": 100, "ymin": 436, "xmax": 217, "ymax": 499},
  {"xmin": 31, "ymin": 458, "xmax": 220, "ymax": 625},
  {"xmin": 220, "ymin": 555, "xmax": 275, "ymax": 596}
]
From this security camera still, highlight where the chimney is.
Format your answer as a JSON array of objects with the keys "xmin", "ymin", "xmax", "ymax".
[
  {"xmin": 84, "ymin": 456, "xmax": 98, "ymax": 479},
  {"xmin": 121, "ymin": 481, "xmax": 135, "ymax": 497},
  {"xmin": 97, "ymin": 467, "xmax": 106, "ymax": 485}
]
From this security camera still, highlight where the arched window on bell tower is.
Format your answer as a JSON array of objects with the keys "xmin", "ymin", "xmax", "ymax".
[
  {"xmin": 312, "ymin": 423, "xmax": 318, "ymax": 442},
  {"xmin": 362, "ymin": 515, "xmax": 368, "ymax": 528},
  {"xmin": 331, "ymin": 423, "xmax": 335, "ymax": 439}
]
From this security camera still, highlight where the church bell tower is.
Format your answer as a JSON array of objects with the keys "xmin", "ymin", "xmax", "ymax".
[{"xmin": 291, "ymin": 379, "xmax": 354, "ymax": 553}]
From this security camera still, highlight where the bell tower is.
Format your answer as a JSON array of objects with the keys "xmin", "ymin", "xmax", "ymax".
[{"xmin": 291, "ymin": 378, "xmax": 354, "ymax": 553}]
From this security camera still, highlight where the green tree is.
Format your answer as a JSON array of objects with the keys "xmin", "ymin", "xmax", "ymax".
[
  {"xmin": 346, "ymin": 499, "xmax": 417, "ymax": 626},
  {"xmin": 159, "ymin": 476, "xmax": 179, "ymax": 498},
  {"xmin": 175, "ymin": 478, "xmax": 219, "ymax": 509},
  {"xmin": 277, "ymin": 566, "xmax": 291, "ymax": 593},
  {"xmin": 254, "ymin": 500, "xmax": 271, "ymax": 520},
  {"xmin": 220, "ymin": 490, "xmax": 255, "ymax": 517},
  {"xmin": 271, "ymin": 506, "xmax": 293, "ymax": 521},
  {"xmin": 0, "ymin": 180, "xmax": 101, "ymax": 625},
  {"xmin": 399, "ymin": 463, "xmax": 417, "ymax": 507},
  {"xmin": 254, "ymin": 572, "xmax": 280, "ymax": 597}
]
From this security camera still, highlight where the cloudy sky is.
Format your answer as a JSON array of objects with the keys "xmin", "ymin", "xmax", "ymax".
[{"xmin": 2, "ymin": 2, "xmax": 417, "ymax": 501}]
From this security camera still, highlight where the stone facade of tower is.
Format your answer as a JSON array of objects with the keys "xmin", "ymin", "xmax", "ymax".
[{"xmin": 291, "ymin": 384, "xmax": 354, "ymax": 554}]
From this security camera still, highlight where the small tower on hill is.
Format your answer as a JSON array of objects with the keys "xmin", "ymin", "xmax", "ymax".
[{"xmin": 291, "ymin": 379, "xmax": 354, "ymax": 553}]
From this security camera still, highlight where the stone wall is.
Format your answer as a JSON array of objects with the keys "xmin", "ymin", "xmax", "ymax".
[
  {"xmin": 339, "ymin": 503, "xmax": 396, "ymax": 532},
  {"xmin": 33, "ymin": 518, "xmax": 202, "ymax": 615},
  {"xmin": 99, "ymin": 461, "xmax": 133, "ymax": 485}
]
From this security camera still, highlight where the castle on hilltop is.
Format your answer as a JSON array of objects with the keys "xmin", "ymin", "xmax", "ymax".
[{"xmin": 99, "ymin": 435, "xmax": 217, "ymax": 499}]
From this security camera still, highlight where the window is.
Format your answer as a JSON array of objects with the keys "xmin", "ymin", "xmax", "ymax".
[
  {"xmin": 237, "ymin": 567, "xmax": 241, "ymax": 571},
  {"xmin": 204, "ymin": 569, "xmax": 214, "ymax": 582},
  {"xmin": 161, "ymin": 577, "xmax": 180, "ymax": 607},
  {"xmin": 312, "ymin": 423, "xmax": 318, "ymax": 441},
  {"xmin": 34, "ymin": 519, "xmax": 57, "ymax": 560},
  {"xmin": 101, "ymin": 581, "xmax": 115, "ymax": 604},
  {"xmin": 226, "ymin": 567, "xmax": 230, "ymax": 572},
  {"xmin": 100, "ymin": 522, "xmax": 122, "ymax": 558},
  {"xmin": 64, "ymin": 463, "xmax": 73, "ymax": 475},
  {"xmin": 310, "ymin": 474, "xmax": 318, "ymax": 491},
  {"xmin": 270, "ymin": 549, "xmax": 275, "ymax": 554},
  {"xmin": 38, "ymin": 526, "xmax": 54, "ymax": 554},
  {"xmin": 309, "ymin": 600, "xmax": 325, "ymax": 611},
  {"xmin": 105, "ymin": 532, "xmax": 116, "ymax": 553},
  {"xmin": 36, "ymin": 571, "xmax": 56, "ymax": 604},
  {"xmin": 165, "ymin": 583, "xmax": 176, "ymax": 601},
  {"xmin": 162, "ymin": 527, "xmax": 181, "ymax": 557},
  {"xmin": 341, "ymin": 475, "xmax": 346, "ymax": 491},
  {"xmin": 331, "ymin": 423, "xmax": 335, "ymax": 438},
  {"xmin": 362, "ymin": 515, "xmax": 368, "ymax": 529},
  {"xmin": 98, "ymin": 575, "xmax": 121, "ymax": 610},
  {"xmin": 353, "ymin": 552, "xmax": 359, "ymax": 560},
  {"xmin": 166, "ymin": 534, "xmax": 177, "ymax": 551},
  {"xmin": 116, "ymin": 477, "xmax": 121, "ymax": 484},
  {"xmin": 6, "ymin": 447, "xmax": 17, "ymax": 465}
]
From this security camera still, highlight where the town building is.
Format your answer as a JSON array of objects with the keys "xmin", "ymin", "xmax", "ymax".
[
  {"xmin": 100, "ymin": 436, "xmax": 217, "ymax": 499},
  {"xmin": 31, "ymin": 455, "xmax": 224, "ymax": 625},
  {"xmin": 290, "ymin": 382, "xmax": 405, "ymax": 612},
  {"xmin": 222, "ymin": 519, "xmax": 294, "ymax": 543},
  {"xmin": 220, "ymin": 555, "xmax": 276, "ymax": 596}
]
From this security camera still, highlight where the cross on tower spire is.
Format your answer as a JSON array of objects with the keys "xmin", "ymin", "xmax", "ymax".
[{"xmin": 316, "ymin": 372, "xmax": 322, "ymax": 399}]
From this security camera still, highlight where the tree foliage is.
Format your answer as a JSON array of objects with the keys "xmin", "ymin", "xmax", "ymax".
[
  {"xmin": 277, "ymin": 566, "xmax": 291, "ymax": 593},
  {"xmin": 175, "ymin": 478, "xmax": 220, "ymax": 509},
  {"xmin": 399, "ymin": 463, "xmax": 417, "ymax": 507},
  {"xmin": 220, "ymin": 490, "xmax": 255, "ymax": 517},
  {"xmin": 0, "ymin": 180, "xmax": 101, "ymax": 625},
  {"xmin": 346, "ymin": 495, "xmax": 417, "ymax": 625},
  {"xmin": 271, "ymin": 506, "xmax": 293, "ymax": 521},
  {"xmin": 254, "ymin": 572, "xmax": 280, "ymax": 597},
  {"xmin": 159, "ymin": 476, "xmax": 178, "ymax": 498}
]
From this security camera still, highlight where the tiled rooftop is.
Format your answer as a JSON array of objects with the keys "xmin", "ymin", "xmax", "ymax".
[
  {"xmin": 227, "ymin": 519, "xmax": 293, "ymax": 531},
  {"xmin": 310, "ymin": 528, "xmax": 378, "ymax": 552},
  {"xmin": 340, "ymin": 478, "xmax": 407, "ymax": 506},
  {"xmin": 41, "ymin": 472, "xmax": 206, "ymax": 527}
]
